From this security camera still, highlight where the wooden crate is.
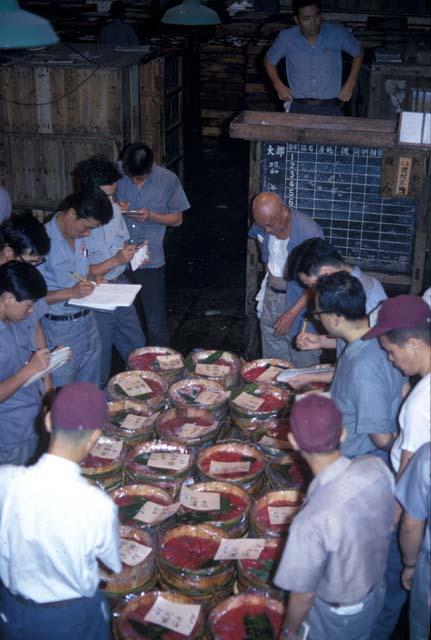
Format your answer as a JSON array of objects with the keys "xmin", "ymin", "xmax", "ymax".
[{"xmin": 0, "ymin": 44, "xmax": 184, "ymax": 209}]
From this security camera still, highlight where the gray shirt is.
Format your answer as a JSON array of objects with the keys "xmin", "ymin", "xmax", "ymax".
[
  {"xmin": 116, "ymin": 165, "xmax": 190, "ymax": 269},
  {"xmin": 396, "ymin": 443, "xmax": 430, "ymax": 554},
  {"xmin": 331, "ymin": 337, "xmax": 404, "ymax": 458},
  {"xmin": 274, "ymin": 455, "xmax": 395, "ymax": 603},
  {"xmin": 336, "ymin": 267, "xmax": 387, "ymax": 357},
  {"xmin": 38, "ymin": 215, "xmax": 91, "ymax": 315},
  {"xmin": 87, "ymin": 203, "xmax": 129, "ymax": 280}
]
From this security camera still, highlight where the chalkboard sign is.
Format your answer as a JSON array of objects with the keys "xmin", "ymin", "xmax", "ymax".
[{"xmin": 260, "ymin": 142, "xmax": 417, "ymax": 274}]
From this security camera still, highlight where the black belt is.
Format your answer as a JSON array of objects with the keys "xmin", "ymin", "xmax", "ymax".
[
  {"xmin": 269, "ymin": 285, "xmax": 287, "ymax": 295},
  {"xmin": 45, "ymin": 309, "xmax": 90, "ymax": 322},
  {"xmin": 294, "ymin": 98, "xmax": 339, "ymax": 105},
  {"xmin": 4, "ymin": 588, "xmax": 86, "ymax": 608}
]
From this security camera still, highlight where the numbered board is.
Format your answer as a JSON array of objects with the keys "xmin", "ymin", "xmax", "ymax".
[{"xmin": 261, "ymin": 141, "xmax": 417, "ymax": 274}]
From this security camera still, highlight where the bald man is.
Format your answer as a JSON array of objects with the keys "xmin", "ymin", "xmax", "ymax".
[{"xmin": 249, "ymin": 193, "xmax": 324, "ymax": 365}]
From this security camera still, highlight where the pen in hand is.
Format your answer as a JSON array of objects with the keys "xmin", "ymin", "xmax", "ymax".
[{"xmin": 70, "ymin": 272, "xmax": 97, "ymax": 286}]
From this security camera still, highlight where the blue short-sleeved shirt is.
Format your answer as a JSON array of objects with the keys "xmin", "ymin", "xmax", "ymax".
[
  {"xmin": 396, "ymin": 443, "xmax": 430, "ymax": 553},
  {"xmin": 266, "ymin": 22, "xmax": 361, "ymax": 99},
  {"xmin": 38, "ymin": 215, "xmax": 91, "ymax": 315},
  {"xmin": 0, "ymin": 300, "xmax": 47, "ymax": 447},
  {"xmin": 87, "ymin": 203, "xmax": 129, "ymax": 280},
  {"xmin": 331, "ymin": 337, "xmax": 404, "ymax": 458},
  {"xmin": 116, "ymin": 165, "xmax": 190, "ymax": 269}
]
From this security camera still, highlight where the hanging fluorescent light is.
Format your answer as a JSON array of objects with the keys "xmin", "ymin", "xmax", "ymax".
[
  {"xmin": 162, "ymin": 0, "xmax": 220, "ymax": 26},
  {"xmin": 0, "ymin": 0, "xmax": 58, "ymax": 49}
]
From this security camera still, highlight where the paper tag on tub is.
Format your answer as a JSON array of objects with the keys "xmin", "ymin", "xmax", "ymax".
[
  {"xmin": 233, "ymin": 392, "xmax": 264, "ymax": 411},
  {"xmin": 268, "ymin": 505, "xmax": 297, "ymax": 526},
  {"xmin": 120, "ymin": 539, "xmax": 152, "ymax": 566},
  {"xmin": 120, "ymin": 413, "xmax": 158, "ymax": 431},
  {"xmin": 196, "ymin": 390, "xmax": 230, "ymax": 405},
  {"xmin": 145, "ymin": 595, "xmax": 201, "ymax": 636},
  {"xmin": 257, "ymin": 366, "xmax": 285, "ymax": 382},
  {"xmin": 119, "ymin": 376, "xmax": 152, "ymax": 397},
  {"xmin": 214, "ymin": 538, "xmax": 266, "ymax": 560},
  {"xmin": 147, "ymin": 452, "xmax": 190, "ymax": 471},
  {"xmin": 91, "ymin": 438, "xmax": 123, "ymax": 460},
  {"xmin": 195, "ymin": 363, "xmax": 230, "ymax": 377},
  {"xmin": 209, "ymin": 460, "xmax": 251, "ymax": 474},
  {"xmin": 134, "ymin": 501, "xmax": 180, "ymax": 524},
  {"xmin": 180, "ymin": 485, "xmax": 221, "ymax": 511},
  {"xmin": 180, "ymin": 423, "xmax": 212, "ymax": 439},
  {"xmin": 259, "ymin": 435, "xmax": 287, "ymax": 448},
  {"xmin": 157, "ymin": 354, "xmax": 183, "ymax": 370}
]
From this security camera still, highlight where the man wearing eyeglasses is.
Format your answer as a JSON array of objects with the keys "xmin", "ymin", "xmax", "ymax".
[{"xmin": 313, "ymin": 271, "xmax": 405, "ymax": 460}]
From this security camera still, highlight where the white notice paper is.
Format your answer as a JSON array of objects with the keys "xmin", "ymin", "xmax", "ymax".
[
  {"xmin": 180, "ymin": 423, "xmax": 212, "ymax": 439},
  {"xmin": 91, "ymin": 437, "xmax": 123, "ymax": 460},
  {"xmin": 130, "ymin": 243, "xmax": 150, "ymax": 271},
  {"xmin": 214, "ymin": 538, "xmax": 266, "ymax": 560},
  {"xmin": 195, "ymin": 363, "xmax": 230, "ymax": 377},
  {"xmin": 268, "ymin": 505, "xmax": 297, "ymax": 526},
  {"xmin": 134, "ymin": 501, "xmax": 180, "ymax": 524},
  {"xmin": 209, "ymin": 460, "xmax": 251, "ymax": 474},
  {"xmin": 69, "ymin": 283, "xmax": 141, "ymax": 311},
  {"xmin": 119, "ymin": 376, "xmax": 152, "ymax": 397},
  {"xmin": 157, "ymin": 354, "xmax": 183, "ymax": 370},
  {"xmin": 257, "ymin": 365, "xmax": 285, "ymax": 382},
  {"xmin": 23, "ymin": 346, "xmax": 71, "ymax": 387},
  {"xmin": 233, "ymin": 392, "xmax": 264, "ymax": 411},
  {"xmin": 120, "ymin": 414, "xmax": 156, "ymax": 431},
  {"xmin": 147, "ymin": 452, "xmax": 191, "ymax": 471},
  {"xmin": 145, "ymin": 595, "xmax": 201, "ymax": 636},
  {"xmin": 120, "ymin": 539, "xmax": 152, "ymax": 566},
  {"xmin": 180, "ymin": 485, "xmax": 221, "ymax": 511},
  {"xmin": 399, "ymin": 111, "xmax": 431, "ymax": 145}
]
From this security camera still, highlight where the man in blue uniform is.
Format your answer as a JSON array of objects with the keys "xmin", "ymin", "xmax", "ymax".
[
  {"xmin": 39, "ymin": 189, "xmax": 113, "ymax": 388},
  {"xmin": 0, "ymin": 261, "xmax": 50, "ymax": 465},
  {"xmin": 116, "ymin": 142, "xmax": 190, "ymax": 346},
  {"xmin": 264, "ymin": 0, "xmax": 363, "ymax": 115}
]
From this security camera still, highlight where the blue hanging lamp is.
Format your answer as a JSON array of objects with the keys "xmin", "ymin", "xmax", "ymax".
[
  {"xmin": 0, "ymin": 0, "xmax": 58, "ymax": 49},
  {"xmin": 162, "ymin": 0, "xmax": 220, "ymax": 26}
]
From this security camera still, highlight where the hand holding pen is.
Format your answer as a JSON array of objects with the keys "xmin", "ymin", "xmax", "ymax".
[{"xmin": 69, "ymin": 272, "xmax": 96, "ymax": 298}]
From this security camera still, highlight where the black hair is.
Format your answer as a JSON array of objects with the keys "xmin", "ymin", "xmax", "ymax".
[
  {"xmin": 316, "ymin": 271, "xmax": 366, "ymax": 320},
  {"xmin": 290, "ymin": 237, "xmax": 345, "ymax": 282},
  {"xmin": 0, "ymin": 260, "xmax": 47, "ymax": 301},
  {"xmin": 0, "ymin": 211, "xmax": 50, "ymax": 257},
  {"xmin": 384, "ymin": 324, "xmax": 431, "ymax": 347},
  {"xmin": 110, "ymin": 0, "xmax": 126, "ymax": 19},
  {"xmin": 120, "ymin": 143, "xmax": 154, "ymax": 178},
  {"xmin": 292, "ymin": 0, "xmax": 321, "ymax": 16},
  {"xmin": 75, "ymin": 155, "xmax": 121, "ymax": 191},
  {"xmin": 58, "ymin": 189, "xmax": 113, "ymax": 225}
]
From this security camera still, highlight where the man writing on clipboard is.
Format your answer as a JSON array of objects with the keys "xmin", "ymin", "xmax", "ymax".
[{"xmin": 264, "ymin": 0, "xmax": 363, "ymax": 116}]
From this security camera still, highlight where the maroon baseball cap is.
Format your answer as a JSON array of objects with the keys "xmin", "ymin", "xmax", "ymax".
[
  {"xmin": 364, "ymin": 295, "xmax": 431, "ymax": 340},
  {"xmin": 290, "ymin": 393, "xmax": 343, "ymax": 453},
  {"xmin": 51, "ymin": 382, "xmax": 109, "ymax": 431}
]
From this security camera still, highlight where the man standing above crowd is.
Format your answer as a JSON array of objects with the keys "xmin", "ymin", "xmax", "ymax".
[
  {"xmin": 274, "ymin": 393, "xmax": 395, "ymax": 640},
  {"xmin": 264, "ymin": 0, "xmax": 363, "ymax": 115},
  {"xmin": 116, "ymin": 142, "xmax": 190, "ymax": 346},
  {"xmin": 314, "ymin": 272, "xmax": 405, "ymax": 459},
  {"xmin": 250, "ymin": 191, "xmax": 323, "ymax": 366},
  {"xmin": 0, "ymin": 382, "xmax": 121, "ymax": 640}
]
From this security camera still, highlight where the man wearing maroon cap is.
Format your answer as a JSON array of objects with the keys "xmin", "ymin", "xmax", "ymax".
[
  {"xmin": 0, "ymin": 382, "xmax": 121, "ymax": 640},
  {"xmin": 363, "ymin": 295, "xmax": 430, "ymax": 640},
  {"xmin": 274, "ymin": 393, "xmax": 395, "ymax": 640},
  {"xmin": 364, "ymin": 294, "xmax": 431, "ymax": 476}
]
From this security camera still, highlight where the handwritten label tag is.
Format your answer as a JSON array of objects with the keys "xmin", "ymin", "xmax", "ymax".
[
  {"xmin": 119, "ymin": 376, "xmax": 152, "ymax": 397},
  {"xmin": 233, "ymin": 392, "xmax": 264, "ymax": 411},
  {"xmin": 145, "ymin": 595, "xmax": 201, "ymax": 636},
  {"xmin": 120, "ymin": 539, "xmax": 152, "ymax": 566},
  {"xmin": 134, "ymin": 501, "xmax": 180, "ymax": 524},
  {"xmin": 180, "ymin": 485, "xmax": 221, "ymax": 511},
  {"xmin": 259, "ymin": 435, "xmax": 288, "ymax": 448},
  {"xmin": 214, "ymin": 538, "xmax": 266, "ymax": 560},
  {"xmin": 180, "ymin": 422, "xmax": 212, "ymax": 439},
  {"xmin": 196, "ymin": 363, "xmax": 230, "ymax": 377},
  {"xmin": 120, "ymin": 413, "xmax": 156, "ymax": 431},
  {"xmin": 196, "ymin": 390, "xmax": 230, "ymax": 405},
  {"xmin": 157, "ymin": 354, "xmax": 183, "ymax": 370},
  {"xmin": 147, "ymin": 452, "xmax": 190, "ymax": 471},
  {"xmin": 257, "ymin": 366, "xmax": 285, "ymax": 382},
  {"xmin": 91, "ymin": 437, "xmax": 123, "ymax": 460},
  {"xmin": 268, "ymin": 505, "xmax": 297, "ymax": 526},
  {"xmin": 209, "ymin": 460, "xmax": 251, "ymax": 474}
]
